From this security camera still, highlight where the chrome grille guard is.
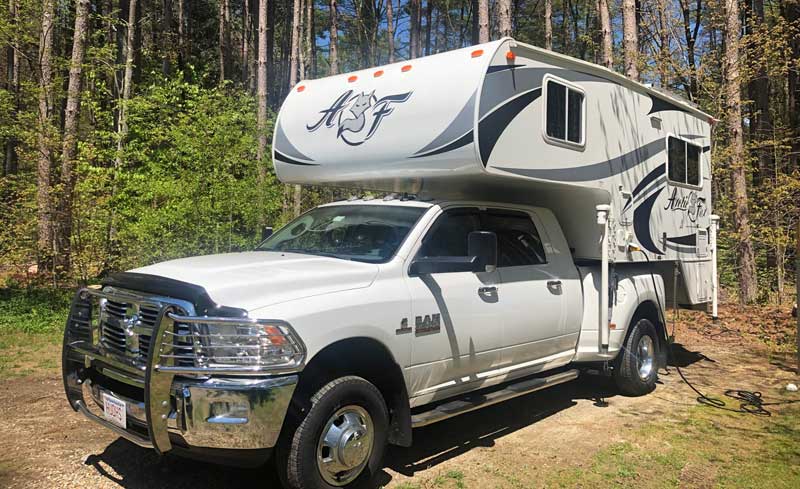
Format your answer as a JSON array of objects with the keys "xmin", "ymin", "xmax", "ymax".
[{"xmin": 62, "ymin": 286, "xmax": 305, "ymax": 455}]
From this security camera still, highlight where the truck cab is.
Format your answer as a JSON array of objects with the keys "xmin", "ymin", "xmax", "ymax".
[{"xmin": 63, "ymin": 196, "xmax": 667, "ymax": 488}]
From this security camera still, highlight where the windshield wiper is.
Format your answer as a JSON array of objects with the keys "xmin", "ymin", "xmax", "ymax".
[{"xmin": 276, "ymin": 249, "xmax": 352, "ymax": 261}]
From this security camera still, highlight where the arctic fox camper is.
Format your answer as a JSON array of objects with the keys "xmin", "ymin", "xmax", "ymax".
[{"xmin": 62, "ymin": 39, "xmax": 717, "ymax": 489}]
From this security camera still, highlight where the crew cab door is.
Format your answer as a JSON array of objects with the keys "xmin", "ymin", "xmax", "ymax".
[
  {"xmin": 488, "ymin": 208, "xmax": 582, "ymax": 367},
  {"xmin": 403, "ymin": 208, "xmax": 505, "ymax": 399}
]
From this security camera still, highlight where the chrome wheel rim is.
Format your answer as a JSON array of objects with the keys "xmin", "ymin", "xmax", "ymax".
[
  {"xmin": 316, "ymin": 405, "xmax": 374, "ymax": 486},
  {"xmin": 637, "ymin": 335, "xmax": 655, "ymax": 381}
]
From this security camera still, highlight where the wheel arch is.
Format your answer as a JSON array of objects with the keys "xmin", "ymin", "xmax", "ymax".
[
  {"xmin": 291, "ymin": 337, "xmax": 412, "ymax": 447},
  {"xmin": 627, "ymin": 299, "xmax": 668, "ymax": 367}
]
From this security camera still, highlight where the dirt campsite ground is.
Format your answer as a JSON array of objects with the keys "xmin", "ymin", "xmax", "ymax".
[{"xmin": 1, "ymin": 301, "xmax": 798, "ymax": 489}]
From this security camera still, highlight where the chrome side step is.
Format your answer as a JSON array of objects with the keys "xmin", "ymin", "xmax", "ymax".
[{"xmin": 411, "ymin": 369, "xmax": 580, "ymax": 428}]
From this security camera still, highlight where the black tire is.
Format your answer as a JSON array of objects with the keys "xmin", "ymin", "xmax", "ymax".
[
  {"xmin": 613, "ymin": 318, "xmax": 659, "ymax": 396},
  {"xmin": 276, "ymin": 376, "xmax": 389, "ymax": 489}
]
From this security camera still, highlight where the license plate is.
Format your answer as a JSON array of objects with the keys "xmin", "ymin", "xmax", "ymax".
[{"xmin": 102, "ymin": 393, "xmax": 127, "ymax": 429}]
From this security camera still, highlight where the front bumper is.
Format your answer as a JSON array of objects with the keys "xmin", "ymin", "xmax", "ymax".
[{"xmin": 62, "ymin": 288, "xmax": 299, "ymax": 463}]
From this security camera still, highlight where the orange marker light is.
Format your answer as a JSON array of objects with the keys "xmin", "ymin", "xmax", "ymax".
[
  {"xmin": 471, "ymin": 49, "xmax": 484, "ymax": 58},
  {"xmin": 374, "ymin": 70, "xmax": 384, "ymax": 77},
  {"xmin": 348, "ymin": 75, "xmax": 358, "ymax": 83},
  {"xmin": 401, "ymin": 65, "xmax": 412, "ymax": 72},
  {"xmin": 506, "ymin": 51, "xmax": 516, "ymax": 61},
  {"xmin": 296, "ymin": 85, "xmax": 305, "ymax": 92}
]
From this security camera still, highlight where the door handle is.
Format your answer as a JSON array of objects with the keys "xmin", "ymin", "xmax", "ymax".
[
  {"xmin": 547, "ymin": 280, "xmax": 562, "ymax": 293},
  {"xmin": 478, "ymin": 286, "xmax": 497, "ymax": 296}
]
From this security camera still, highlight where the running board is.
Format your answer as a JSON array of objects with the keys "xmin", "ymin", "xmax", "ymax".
[{"xmin": 411, "ymin": 369, "xmax": 579, "ymax": 428}]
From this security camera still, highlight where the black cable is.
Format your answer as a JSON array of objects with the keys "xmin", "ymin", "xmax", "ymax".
[{"xmin": 632, "ymin": 247, "xmax": 798, "ymax": 416}]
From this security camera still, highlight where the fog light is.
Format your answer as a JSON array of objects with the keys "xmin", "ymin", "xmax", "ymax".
[{"xmin": 207, "ymin": 401, "xmax": 249, "ymax": 424}]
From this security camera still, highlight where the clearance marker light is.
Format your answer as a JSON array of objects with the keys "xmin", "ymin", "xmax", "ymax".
[
  {"xmin": 506, "ymin": 51, "xmax": 516, "ymax": 61},
  {"xmin": 348, "ymin": 75, "xmax": 358, "ymax": 83},
  {"xmin": 296, "ymin": 85, "xmax": 305, "ymax": 92},
  {"xmin": 471, "ymin": 49, "xmax": 484, "ymax": 58},
  {"xmin": 374, "ymin": 70, "xmax": 384, "ymax": 77},
  {"xmin": 401, "ymin": 64, "xmax": 412, "ymax": 72}
]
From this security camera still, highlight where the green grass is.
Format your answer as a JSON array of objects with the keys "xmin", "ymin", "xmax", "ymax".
[
  {"xmin": 0, "ymin": 287, "xmax": 71, "ymax": 378},
  {"xmin": 546, "ymin": 405, "xmax": 800, "ymax": 488}
]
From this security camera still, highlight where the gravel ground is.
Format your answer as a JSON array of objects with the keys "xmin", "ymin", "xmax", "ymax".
[{"xmin": 1, "ymin": 305, "xmax": 798, "ymax": 488}]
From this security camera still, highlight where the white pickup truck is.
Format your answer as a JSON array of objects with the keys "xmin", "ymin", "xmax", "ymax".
[
  {"xmin": 63, "ymin": 39, "xmax": 717, "ymax": 489},
  {"xmin": 63, "ymin": 196, "xmax": 667, "ymax": 488}
]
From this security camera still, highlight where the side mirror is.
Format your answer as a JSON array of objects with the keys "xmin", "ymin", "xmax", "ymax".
[
  {"xmin": 468, "ymin": 231, "xmax": 498, "ymax": 273},
  {"xmin": 409, "ymin": 231, "xmax": 498, "ymax": 275},
  {"xmin": 262, "ymin": 226, "xmax": 274, "ymax": 240}
]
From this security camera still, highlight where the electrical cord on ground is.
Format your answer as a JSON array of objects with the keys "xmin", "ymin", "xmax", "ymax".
[{"xmin": 632, "ymin": 247, "xmax": 798, "ymax": 416}]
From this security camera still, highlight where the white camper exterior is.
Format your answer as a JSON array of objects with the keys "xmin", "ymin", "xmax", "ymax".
[{"xmin": 274, "ymin": 38, "xmax": 715, "ymax": 306}]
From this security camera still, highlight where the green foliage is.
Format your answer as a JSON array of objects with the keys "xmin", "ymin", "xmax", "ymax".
[{"xmin": 0, "ymin": 287, "xmax": 71, "ymax": 335}]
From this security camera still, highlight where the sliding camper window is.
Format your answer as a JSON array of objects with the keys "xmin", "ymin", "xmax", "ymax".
[
  {"xmin": 545, "ymin": 78, "xmax": 585, "ymax": 147},
  {"xmin": 667, "ymin": 136, "xmax": 702, "ymax": 187}
]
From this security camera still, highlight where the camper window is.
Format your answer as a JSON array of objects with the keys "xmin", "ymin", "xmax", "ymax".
[
  {"xmin": 545, "ymin": 78, "xmax": 585, "ymax": 148},
  {"xmin": 667, "ymin": 136, "xmax": 702, "ymax": 187}
]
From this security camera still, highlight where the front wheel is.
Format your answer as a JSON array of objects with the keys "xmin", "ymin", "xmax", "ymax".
[
  {"xmin": 277, "ymin": 376, "xmax": 389, "ymax": 489},
  {"xmin": 613, "ymin": 318, "xmax": 659, "ymax": 396}
]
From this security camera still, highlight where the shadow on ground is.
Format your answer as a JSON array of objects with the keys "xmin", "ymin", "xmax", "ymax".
[{"xmin": 81, "ymin": 352, "xmax": 710, "ymax": 488}]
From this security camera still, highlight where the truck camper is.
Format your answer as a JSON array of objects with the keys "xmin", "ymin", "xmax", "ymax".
[{"xmin": 62, "ymin": 38, "xmax": 718, "ymax": 489}]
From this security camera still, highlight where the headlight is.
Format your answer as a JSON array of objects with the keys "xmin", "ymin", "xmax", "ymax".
[
  {"xmin": 199, "ymin": 321, "xmax": 304, "ymax": 368},
  {"xmin": 166, "ymin": 314, "xmax": 305, "ymax": 371}
]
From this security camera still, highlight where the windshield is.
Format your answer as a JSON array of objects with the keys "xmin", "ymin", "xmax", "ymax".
[{"xmin": 257, "ymin": 204, "xmax": 427, "ymax": 263}]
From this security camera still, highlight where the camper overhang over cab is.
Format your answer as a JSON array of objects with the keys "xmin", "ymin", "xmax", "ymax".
[{"xmin": 274, "ymin": 38, "xmax": 717, "ymax": 310}]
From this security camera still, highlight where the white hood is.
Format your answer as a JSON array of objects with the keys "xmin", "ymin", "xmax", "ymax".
[{"xmin": 131, "ymin": 251, "xmax": 379, "ymax": 312}]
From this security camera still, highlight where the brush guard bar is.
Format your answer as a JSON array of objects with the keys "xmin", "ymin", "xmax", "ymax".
[{"xmin": 62, "ymin": 287, "xmax": 302, "ymax": 455}]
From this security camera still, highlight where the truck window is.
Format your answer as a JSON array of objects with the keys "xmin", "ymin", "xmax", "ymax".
[
  {"xmin": 417, "ymin": 208, "xmax": 481, "ymax": 258},
  {"xmin": 417, "ymin": 208, "xmax": 546, "ymax": 267},
  {"xmin": 257, "ymin": 205, "xmax": 426, "ymax": 263},
  {"xmin": 483, "ymin": 210, "xmax": 547, "ymax": 266}
]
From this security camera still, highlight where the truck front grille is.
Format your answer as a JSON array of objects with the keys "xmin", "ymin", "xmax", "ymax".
[{"xmin": 100, "ymin": 298, "xmax": 163, "ymax": 363}]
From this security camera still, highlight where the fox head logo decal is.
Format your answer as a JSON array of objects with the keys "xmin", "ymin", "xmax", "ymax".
[{"xmin": 306, "ymin": 89, "xmax": 412, "ymax": 146}]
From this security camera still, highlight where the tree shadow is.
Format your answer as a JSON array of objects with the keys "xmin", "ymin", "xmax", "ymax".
[
  {"xmin": 81, "ymin": 375, "xmax": 624, "ymax": 488},
  {"xmin": 382, "ymin": 374, "xmax": 617, "ymax": 479},
  {"xmin": 668, "ymin": 342, "xmax": 714, "ymax": 368}
]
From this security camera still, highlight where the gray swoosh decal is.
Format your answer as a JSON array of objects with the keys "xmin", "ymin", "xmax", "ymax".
[
  {"xmin": 274, "ymin": 121, "xmax": 314, "ymax": 162},
  {"xmin": 480, "ymin": 67, "xmax": 615, "ymax": 118},
  {"xmin": 494, "ymin": 139, "xmax": 664, "ymax": 181},
  {"xmin": 413, "ymin": 90, "xmax": 476, "ymax": 155}
]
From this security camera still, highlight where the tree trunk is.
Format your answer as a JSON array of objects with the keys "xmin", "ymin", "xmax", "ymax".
[
  {"xmin": 37, "ymin": 0, "xmax": 57, "ymax": 273},
  {"xmin": 679, "ymin": 0, "xmax": 702, "ymax": 100},
  {"xmin": 304, "ymin": 0, "xmax": 314, "ymax": 78},
  {"xmin": 257, "ymin": 0, "xmax": 268, "ymax": 185},
  {"xmin": 298, "ymin": 0, "xmax": 306, "ymax": 80},
  {"xmin": 4, "ymin": 0, "xmax": 19, "ymax": 175},
  {"xmin": 56, "ymin": 0, "xmax": 91, "ymax": 276},
  {"xmin": 219, "ymin": 0, "xmax": 231, "ymax": 83},
  {"xmin": 410, "ymin": 0, "xmax": 421, "ymax": 58},
  {"xmin": 386, "ymin": 0, "xmax": 394, "ymax": 62},
  {"xmin": 425, "ymin": 1, "xmax": 433, "ymax": 56},
  {"xmin": 657, "ymin": 0, "xmax": 669, "ymax": 86},
  {"xmin": 544, "ymin": 0, "xmax": 552, "ymax": 50},
  {"xmin": 289, "ymin": 0, "xmax": 301, "ymax": 87},
  {"xmin": 177, "ymin": 0, "xmax": 185, "ymax": 69},
  {"xmin": 597, "ymin": 0, "xmax": 613, "ymax": 69},
  {"xmin": 498, "ymin": 0, "xmax": 512, "ymax": 37},
  {"xmin": 161, "ymin": 0, "xmax": 172, "ymax": 75},
  {"xmin": 242, "ymin": 0, "xmax": 250, "ymax": 84},
  {"xmin": 622, "ymin": 0, "xmax": 637, "ymax": 79},
  {"xmin": 478, "ymin": 0, "xmax": 489, "ymax": 43},
  {"xmin": 724, "ymin": 0, "xmax": 758, "ymax": 304},
  {"xmin": 329, "ymin": 0, "xmax": 339, "ymax": 73},
  {"xmin": 789, "ymin": 0, "xmax": 800, "ymax": 171},
  {"xmin": 750, "ymin": 0, "xmax": 771, "ymax": 184}
]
